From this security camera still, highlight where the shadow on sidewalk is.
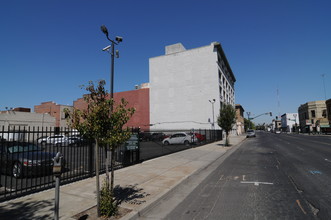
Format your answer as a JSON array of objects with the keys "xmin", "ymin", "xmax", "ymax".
[
  {"xmin": 0, "ymin": 197, "xmax": 53, "ymax": 219},
  {"xmin": 114, "ymin": 184, "xmax": 150, "ymax": 205},
  {"xmin": 217, "ymin": 143, "xmax": 232, "ymax": 147}
]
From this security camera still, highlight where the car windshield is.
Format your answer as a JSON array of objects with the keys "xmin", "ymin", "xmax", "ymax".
[
  {"xmin": 7, "ymin": 144, "xmax": 41, "ymax": 153},
  {"xmin": 247, "ymin": 130, "xmax": 254, "ymax": 132}
]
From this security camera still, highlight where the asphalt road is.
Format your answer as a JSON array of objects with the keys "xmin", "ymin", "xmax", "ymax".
[{"xmin": 142, "ymin": 132, "xmax": 331, "ymax": 219}]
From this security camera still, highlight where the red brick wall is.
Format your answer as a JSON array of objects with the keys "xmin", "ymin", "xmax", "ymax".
[
  {"xmin": 34, "ymin": 102, "xmax": 61, "ymax": 127},
  {"xmin": 73, "ymin": 88, "xmax": 150, "ymax": 131}
]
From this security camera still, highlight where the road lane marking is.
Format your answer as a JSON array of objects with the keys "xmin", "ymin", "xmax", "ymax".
[
  {"xmin": 325, "ymin": 158, "xmax": 331, "ymax": 163},
  {"xmin": 309, "ymin": 170, "xmax": 322, "ymax": 175},
  {"xmin": 240, "ymin": 181, "xmax": 274, "ymax": 186},
  {"xmin": 296, "ymin": 199, "xmax": 307, "ymax": 215}
]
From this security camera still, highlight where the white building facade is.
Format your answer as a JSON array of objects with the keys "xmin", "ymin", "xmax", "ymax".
[
  {"xmin": 149, "ymin": 42, "xmax": 236, "ymax": 130},
  {"xmin": 281, "ymin": 113, "xmax": 299, "ymax": 133}
]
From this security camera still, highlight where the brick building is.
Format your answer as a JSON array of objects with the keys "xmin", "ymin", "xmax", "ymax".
[
  {"xmin": 73, "ymin": 86, "xmax": 150, "ymax": 131},
  {"xmin": 34, "ymin": 102, "xmax": 73, "ymax": 128},
  {"xmin": 235, "ymin": 104, "xmax": 245, "ymax": 135}
]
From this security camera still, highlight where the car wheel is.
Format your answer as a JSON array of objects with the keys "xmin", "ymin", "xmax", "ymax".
[
  {"xmin": 184, "ymin": 140, "xmax": 190, "ymax": 146},
  {"xmin": 164, "ymin": 141, "xmax": 170, "ymax": 146},
  {"xmin": 13, "ymin": 162, "xmax": 23, "ymax": 178}
]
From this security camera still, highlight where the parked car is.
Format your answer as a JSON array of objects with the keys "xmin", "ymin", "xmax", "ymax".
[
  {"xmin": 150, "ymin": 132, "xmax": 167, "ymax": 141},
  {"xmin": 139, "ymin": 132, "xmax": 152, "ymax": 142},
  {"xmin": 194, "ymin": 133, "xmax": 206, "ymax": 142},
  {"xmin": 0, "ymin": 142, "xmax": 60, "ymax": 178},
  {"xmin": 246, "ymin": 129, "xmax": 256, "ymax": 138},
  {"xmin": 38, "ymin": 135, "xmax": 68, "ymax": 146},
  {"xmin": 37, "ymin": 136, "xmax": 49, "ymax": 144},
  {"xmin": 162, "ymin": 132, "xmax": 197, "ymax": 146}
]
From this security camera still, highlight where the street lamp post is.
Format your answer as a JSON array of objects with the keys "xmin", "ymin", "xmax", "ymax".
[
  {"xmin": 101, "ymin": 25, "xmax": 123, "ymax": 106},
  {"xmin": 100, "ymin": 25, "xmax": 123, "ymax": 217},
  {"xmin": 246, "ymin": 112, "xmax": 272, "ymax": 130},
  {"xmin": 209, "ymin": 99, "xmax": 216, "ymax": 129}
]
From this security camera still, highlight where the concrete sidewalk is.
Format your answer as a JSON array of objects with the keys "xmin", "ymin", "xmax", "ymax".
[{"xmin": 0, "ymin": 135, "xmax": 246, "ymax": 220}]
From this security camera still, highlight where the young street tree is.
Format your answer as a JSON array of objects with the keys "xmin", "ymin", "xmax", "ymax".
[
  {"xmin": 65, "ymin": 80, "xmax": 135, "ymax": 217},
  {"xmin": 217, "ymin": 104, "xmax": 236, "ymax": 146}
]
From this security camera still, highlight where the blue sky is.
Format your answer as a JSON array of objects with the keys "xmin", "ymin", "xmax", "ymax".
[{"xmin": 1, "ymin": 0, "xmax": 330, "ymax": 124}]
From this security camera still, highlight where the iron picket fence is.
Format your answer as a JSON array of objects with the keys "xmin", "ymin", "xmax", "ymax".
[
  {"xmin": 0, "ymin": 126, "xmax": 140, "ymax": 202},
  {"xmin": 0, "ymin": 126, "xmax": 221, "ymax": 202}
]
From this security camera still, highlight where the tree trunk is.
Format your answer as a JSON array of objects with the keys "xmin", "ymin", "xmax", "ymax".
[
  {"xmin": 105, "ymin": 145, "xmax": 110, "ymax": 187},
  {"xmin": 225, "ymin": 131, "xmax": 229, "ymax": 146},
  {"xmin": 110, "ymin": 146, "xmax": 115, "ymax": 192},
  {"xmin": 95, "ymin": 139, "xmax": 100, "ymax": 217}
]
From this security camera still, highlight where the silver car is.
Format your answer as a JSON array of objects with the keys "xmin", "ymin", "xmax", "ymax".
[{"xmin": 246, "ymin": 130, "xmax": 256, "ymax": 138}]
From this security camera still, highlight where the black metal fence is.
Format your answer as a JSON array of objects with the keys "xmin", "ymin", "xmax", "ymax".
[
  {"xmin": 0, "ymin": 126, "xmax": 222, "ymax": 202},
  {"xmin": 139, "ymin": 129, "xmax": 222, "ymax": 161}
]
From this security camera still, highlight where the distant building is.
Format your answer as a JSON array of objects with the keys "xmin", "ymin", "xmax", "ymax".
[
  {"xmin": 0, "ymin": 108, "xmax": 55, "ymax": 141},
  {"xmin": 34, "ymin": 101, "xmax": 73, "ymax": 128},
  {"xmin": 270, "ymin": 116, "xmax": 282, "ymax": 132},
  {"xmin": 149, "ymin": 42, "xmax": 236, "ymax": 130},
  {"xmin": 235, "ymin": 104, "xmax": 245, "ymax": 134},
  {"xmin": 281, "ymin": 113, "xmax": 299, "ymax": 133},
  {"xmin": 298, "ymin": 100, "xmax": 327, "ymax": 133}
]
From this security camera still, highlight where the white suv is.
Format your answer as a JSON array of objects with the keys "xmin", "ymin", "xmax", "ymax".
[{"xmin": 162, "ymin": 132, "xmax": 196, "ymax": 146}]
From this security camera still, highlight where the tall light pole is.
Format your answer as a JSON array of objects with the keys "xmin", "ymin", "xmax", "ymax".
[
  {"xmin": 101, "ymin": 25, "xmax": 123, "ymax": 106},
  {"xmin": 209, "ymin": 99, "xmax": 216, "ymax": 129},
  {"xmin": 100, "ymin": 25, "xmax": 123, "ymax": 217}
]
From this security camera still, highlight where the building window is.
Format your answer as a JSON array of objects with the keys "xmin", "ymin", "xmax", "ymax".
[
  {"xmin": 322, "ymin": 109, "xmax": 327, "ymax": 118},
  {"xmin": 311, "ymin": 110, "xmax": 316, "ymax": 118}
]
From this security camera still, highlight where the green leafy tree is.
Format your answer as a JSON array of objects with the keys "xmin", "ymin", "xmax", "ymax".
[
  {"xmin": 244, "ymin": 118, "xmax": 255, "ymax": 131},
  {"xmin": 217, "ymin": 104, "xmax": 236, "ymax": 146},
  {"xmin": 65, "ymin": 80, "xmax": 135, "ymax": 217}
]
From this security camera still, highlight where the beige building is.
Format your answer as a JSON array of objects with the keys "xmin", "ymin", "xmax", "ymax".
[
  {"xmin": 235, "ymin": 104, "xmax": 245, "ymax": 135},
  {"xmin": 0, "ymin": 108, "xmax": 55, "ymax": 141},
  {"xmin": 298, "ymin": 100, "xmax": 327, "ymax": 133}
]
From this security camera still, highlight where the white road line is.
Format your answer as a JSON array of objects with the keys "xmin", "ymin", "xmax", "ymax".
[{"xmin": 241, "ymin": 181, "xmax": 274, "ymax": 186}]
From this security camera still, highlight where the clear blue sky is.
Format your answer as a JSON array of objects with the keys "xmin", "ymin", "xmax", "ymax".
[{"xmin": 1, "ymin": 0, "xmax": 330, "ymax": 124}]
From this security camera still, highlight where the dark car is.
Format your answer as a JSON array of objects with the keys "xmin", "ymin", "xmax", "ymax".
[
  {"xmin": 139, "ymin": 132, "xmax": 152, "ymax": 141},
  {"xmin": 150, "ymin": 132, "xmax": 167, "ymax": 141},
  {"xmin": 0, "ymin": 142, "xmax": 59, "ymax": 178}
]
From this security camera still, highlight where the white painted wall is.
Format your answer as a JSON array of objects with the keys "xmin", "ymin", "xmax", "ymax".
[
  {"xmin": 149, "ymin": 42, "xmax": 234, "ymax": 130},
  {"xmin": 0, "ymin": 111, "xmax": 55, "ymax": 129}
]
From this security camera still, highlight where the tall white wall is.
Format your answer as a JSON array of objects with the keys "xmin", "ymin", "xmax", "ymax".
[{"xmin": 149, "ymin": 43, "xmax": 222, "ymax": 130}]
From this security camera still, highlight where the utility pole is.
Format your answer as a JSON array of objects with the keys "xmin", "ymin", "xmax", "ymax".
[{"xmin": 322, "ymin": 74, "xmax": 327, "ymax": 100}]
